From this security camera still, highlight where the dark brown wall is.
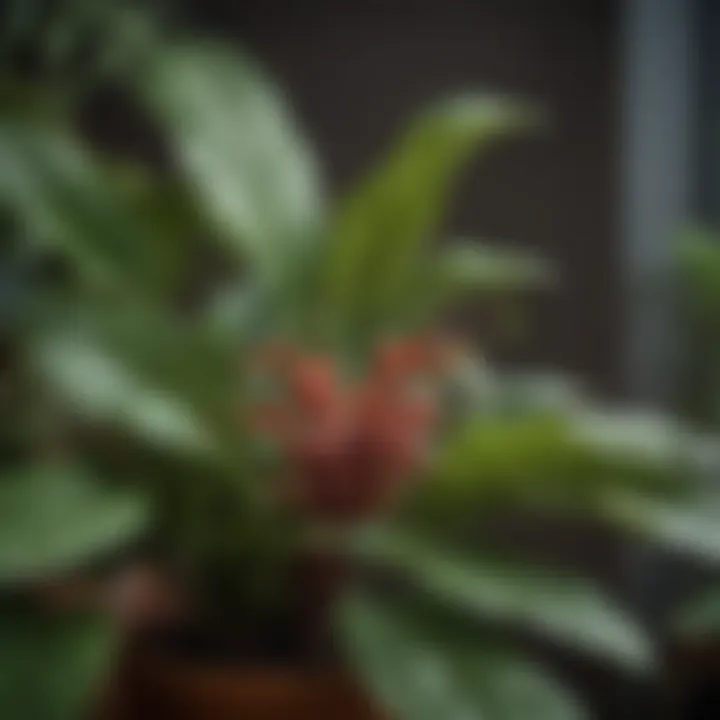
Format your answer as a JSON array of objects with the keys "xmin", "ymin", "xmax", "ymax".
[{"xmin": 185, "ymin": 0, "xmax": 622, "ymax": 394}]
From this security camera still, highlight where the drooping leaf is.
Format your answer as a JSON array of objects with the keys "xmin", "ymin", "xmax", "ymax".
[
  {"xmin": 571, "ymin": 408, "xmax": 699, "ymax": 473},
  {"xmin": 604, "ymin": 491, "xmax": 720, "ymax": 564},
  {"xmin": 437, "ymin": 415, "xmax": 577, "ymax": 488},
  {"xmin": 139, "ymin": 41, "xmax": 325, "ymax": 286},
  {"xmin": 0, "ymin": 122, "xmax": 182, "ymax": 296},
  {"xmin": 33, "ymin": 329, "xmax": 215, "ymax": 457},
  {"xmin": 339, "ymin": 590, "xmax": 584, "ymax": 720},
  {"xmin": 0, "ymin": 465, "xmax": 148, "ymax": 583},
  {"xmin": 354, "ymin": 529, "xmax": 653, "ymax": 671},
  {"xmin": 443, "ymin": 366, "xmax": 588, "ymax": 426},
  {"xmin": 29, "ymin": 289, "xmax": 255, "ymax": 459},
  {"xmin": 0, "ymin": 600, "xmax": 116, "ymax": 720},
  {"xmin": 427, "ymin": 404, "xmax": 700, "ymax": 516},
  {"xmin": 425, "ymin": 416, "xmax": 617, "ymax": 516},
  {"xmin": 322, "ymin": 95, "xmax": 536, "ymax": 346}
]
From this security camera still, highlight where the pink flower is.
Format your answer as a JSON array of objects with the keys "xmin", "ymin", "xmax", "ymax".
[{"xmin": 247, "ymin": 337, "xmax": 452, "ymax": 521}]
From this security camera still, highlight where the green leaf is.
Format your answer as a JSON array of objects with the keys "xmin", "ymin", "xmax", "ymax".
[
  {"xmin": 0, "ymin": 601, "xmax": 116, "ymax": 720},
  {"xmin": 430, "ymin": 241, "xmax": 552, "ymax": 309},
  {"xmin": 443, "ymin": 367, "xmax": 587, "ymax": 425},
  {"xmin": 104, "ymin": 161, "xmax": 205, "ymax": 278},
  {"xmin": 339, "ymin": 591, "xmax": 584, "ymax": 720},
  {"xmin": 29, "ymin": 293, "xmax": 251, "ymax": 459},
  {"xmin": 33, "ymin": 330, "xmax": 215, "ymax": 457},
  {"xmin": 140, "ymin": 41, "xmax": 325, "ymax": 285},
  {"xmin": 322, "ymin": 95, "xmax": 536, "ymax": 346},
  {"xmin": 355, "ymin": 529, "xmax": 652, "ymax": 671},
  {"xmin": 605, "ymin": 491, "xmax": 720, "ymax": 563},
  {"xmin": 571, "ymin": 408, "xmax": 694, "ymax": 471},
  {"xmin": 406, "ymin": 241, "xmax": 552, "ymax": 329},
  {"xmin": 439, "ymin": 415, "xmax": 574, "ymax": 484},
  {"xmin": 430, "ymin": 415, "xmax": 588, "ymax": 507},
  {"xmin": 0, "ymin": 465, "xmax": 148, "ymax": 582},
  {"xmin": 428, "ymin": 405, "xmax": 698, "ymax": 515},
  {"xmin": 0, "ymin": 122, "xmax": 181, "ymax": 296}
]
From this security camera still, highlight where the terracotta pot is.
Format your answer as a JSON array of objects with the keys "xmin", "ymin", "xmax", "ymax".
[{"xmin": 103, "ymin": 645, "xmax": 381, "ymax": 720}]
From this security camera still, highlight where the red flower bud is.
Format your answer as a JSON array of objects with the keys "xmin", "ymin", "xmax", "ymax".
[{"xmin": 247, "ymin": 340, "xmax": 442, "ymax": 523}]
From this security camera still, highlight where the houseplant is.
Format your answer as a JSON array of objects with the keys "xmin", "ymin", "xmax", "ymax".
[
  {"xmin": 0, "ymin": 5, "xmax": 158, "ymax": 719},
  {"xmin": 4, "ymin": 24, "xmax": 720, "ymax": 719}
]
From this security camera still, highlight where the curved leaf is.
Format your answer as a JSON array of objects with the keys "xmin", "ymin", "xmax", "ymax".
[
  {"xmin": 322, "ymin": 95, "xmax": 536, "ymax": 346},
  {"xmin": 428, "ymin": 406, "xmax": 699, "ymax": 513},
  {"xmin": 339, "ymin": 591, "xmax": 584, "ymax": 720},
  {"xmin": 33, "ymin": 330, "xmax": 215, "ymax": 457},
  {"xmin": 605, "ymin": 491, "xmax": 720, "ymax": 564},
  {"xmin": 571, "ymin": 408, "xmax": 700, "ymax": 471},
  {"xmin": 355, "ymin": 529, "xmax": 653, "ymax": 671},
  {"xmin": 0, "ymin": 466, "xmax": 148, "ymax": 583},
  {"xmin": 431, "ymin": 240, "xmax": 552, "ymax": 307},
  {"xmin": 140, "ymin": 41, "xmax": 325, "ymax": 285},
  {"xmin": 0, "ymin": 122, "xmax": 182, "ymax": 296}
]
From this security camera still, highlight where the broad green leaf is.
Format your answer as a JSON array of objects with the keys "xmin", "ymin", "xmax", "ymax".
[
  {"xmin": 0, "ymin": 601, "xmax": 116, "ymax": 720},
  {"xmin": 322, "ymin": 95, "xmax": 535, "ymax": 346},
  {"xmin": 140, "ymin": 42, "xmax": 325, "ymax": 285},
  {"xmin": 605, "ymin": 491, "xmax": 720, "ymax": 563},
  {"xmin": 355, "ymin": 529, "xmax": 652, "ymax": 671},
  {"xmin": 571, "ymin": 408, "xmax": 695, "ymax": 471},
  {"xmin": 429, "ymin": 415, "xmax": 589, "ymax": 508},
  {"xmin": 0, "ymin": 466, "xmax": 148, "ymax": 582},
  {"xmin": 33, "ymin": 330, "xmax": 215, "ymax": 456},
  {"xmin": 439, "ymin": 415, "xmax": 575, "ymax": 483},
  {"xmin": 29, "ymin": 294, "xmax": 251, "ymax": 459},
  {"xmin": 0, "ymin": 122, "xmax": 181, "ymax": 296},
  {"xmin": 427, "ymin": 406, "xmax": 696, "ymax": 515},
  {"xmin": 406, "ymin": 242, "xmax": 552, "ymax": 330},
  {"xmin": 443, "ymin": 366, "xmax": 587, "ymax": 425},
  {"xmin": 339, "ymin": 591, "xmax": 584, "ymax": 720}
]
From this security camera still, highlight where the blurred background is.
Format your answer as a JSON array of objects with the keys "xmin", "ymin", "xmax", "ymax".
[{"xmin": 1, "ymin": 1, "xmax": 719, "ymax": 718}]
